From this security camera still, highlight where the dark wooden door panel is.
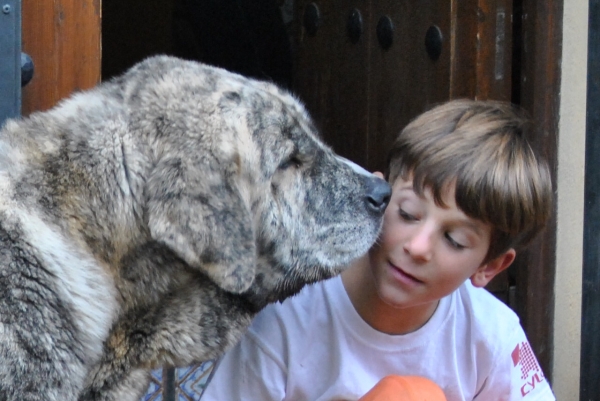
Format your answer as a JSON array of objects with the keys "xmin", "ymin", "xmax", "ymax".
[
  {"xmin": 293, "ymin": 0, "xmax": 514, "ymax": 173},
  {"xmin": 368, "ymin": 0, "xmax": 451, "ymax": 173},
  {"xmin": 293, "ymin": 0, "xmax": 371, "ymax": 168}
]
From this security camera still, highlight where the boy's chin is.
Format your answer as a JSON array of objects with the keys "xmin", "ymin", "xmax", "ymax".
[{"xmin": 375, "ymin": 282, "xmax": 418, "ymax": 309}]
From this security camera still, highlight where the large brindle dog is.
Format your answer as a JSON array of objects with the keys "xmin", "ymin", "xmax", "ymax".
[{"xmin": 0, "ymin": 56, "xmax": 390, "ymax": 400}]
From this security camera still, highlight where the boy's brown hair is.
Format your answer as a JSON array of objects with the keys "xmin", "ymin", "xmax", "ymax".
[{"xmin": 386, "ymin": 99, "xmax": 553, "ymax": 263}]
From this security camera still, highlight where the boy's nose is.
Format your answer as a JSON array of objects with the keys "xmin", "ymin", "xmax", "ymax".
[{"xmin": 403, "ymin": 226, "xmax": 433, "ymax": 262}]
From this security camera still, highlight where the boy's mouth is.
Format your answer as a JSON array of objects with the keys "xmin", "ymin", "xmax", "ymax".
[{"xmin": 388, "ymin": 262, "xmax": 424, "ymax": 285}]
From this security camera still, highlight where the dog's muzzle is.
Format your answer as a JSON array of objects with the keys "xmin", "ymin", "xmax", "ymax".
[{"xmin": 337, "ymin": 156, "xmax": 391, "ymax": 215}]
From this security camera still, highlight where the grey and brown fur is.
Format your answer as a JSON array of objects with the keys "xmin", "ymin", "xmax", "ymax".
[{"xmin": 0, "ymin": 56, "xmax": 390, "ymax": 401}]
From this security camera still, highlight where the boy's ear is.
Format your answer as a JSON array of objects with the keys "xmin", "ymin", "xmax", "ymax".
[{"xmin": 470, "ymin": 248, "xmax": 516, "ymax": 288}]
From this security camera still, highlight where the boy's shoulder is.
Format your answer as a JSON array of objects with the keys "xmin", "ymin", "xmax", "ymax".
[
  {"xmin": 453, "ymin": 281, "xmax": 521, "ymax": 339},
  {"xmin": 452, "ymin": 283, "xmax": 554, "ymax": 400}
]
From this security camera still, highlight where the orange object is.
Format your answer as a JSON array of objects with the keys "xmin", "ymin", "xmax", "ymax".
[{"xmin": 358, "ymin": 375, "xmax": 447, "ymax": 401}]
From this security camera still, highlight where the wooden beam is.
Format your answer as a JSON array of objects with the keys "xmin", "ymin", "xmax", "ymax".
[{"xmin": 21, "ymin": 0, "xmax": 101, "ymax": 115}]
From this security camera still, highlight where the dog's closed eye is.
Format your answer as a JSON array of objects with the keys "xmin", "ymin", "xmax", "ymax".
[{"xmin": 278, "ymin": 155, "xmax": 303, "ymax": 170}]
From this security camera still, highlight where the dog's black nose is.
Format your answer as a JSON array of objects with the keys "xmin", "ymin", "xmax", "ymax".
[{"xmin": 365, "ymin": 176, "xmax": 391, "ymax": 214}]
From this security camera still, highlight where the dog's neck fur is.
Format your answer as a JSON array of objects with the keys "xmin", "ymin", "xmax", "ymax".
[{"xmin": 0, "ymin": 105, "xmax": 150, "ymax": 274}]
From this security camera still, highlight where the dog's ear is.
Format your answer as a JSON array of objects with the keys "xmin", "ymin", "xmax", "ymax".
[{"xmin": 146, "ymin": 157, "xmax": 256, "ymax": 293}]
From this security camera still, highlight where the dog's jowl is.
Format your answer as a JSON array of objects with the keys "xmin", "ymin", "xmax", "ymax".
[{"xmin": 0, "ymin": 56, "xmax": 390, "ymax": 401}]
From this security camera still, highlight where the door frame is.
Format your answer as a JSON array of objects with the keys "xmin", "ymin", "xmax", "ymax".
[
  {"xmin": 582, "ymin": 0, "xmax": 600, "ymax": 398},
  {"xmin": 0, "ymin": 0, "xmax": 21, "ymax": 123}
]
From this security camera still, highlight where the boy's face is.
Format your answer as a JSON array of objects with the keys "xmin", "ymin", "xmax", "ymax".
[{"xmin": 367, "ymin": 176, "xmax": 514, "ymax": 310}]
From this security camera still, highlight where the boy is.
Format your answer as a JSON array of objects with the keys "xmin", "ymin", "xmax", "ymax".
[{"xmin": 200, "ymin": 99, "xmax": 556, "ymax": 400}]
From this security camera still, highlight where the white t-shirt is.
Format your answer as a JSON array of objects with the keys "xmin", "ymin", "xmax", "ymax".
[{"xmin": 201, "ymin": 276, "xmax": 555, "ymax": 401}]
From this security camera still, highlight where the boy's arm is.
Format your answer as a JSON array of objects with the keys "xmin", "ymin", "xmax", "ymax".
[
  {"xmin": 200, "ymin": 327, "xmax": 287, "ymax": 401},
  {"xmin": 474, "ymin": 325, "xmax": 555, "ymax": 401}
]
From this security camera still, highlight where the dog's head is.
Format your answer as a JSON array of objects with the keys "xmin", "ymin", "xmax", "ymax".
[{"xmin": 137, "ymin": 57, "xmax": 390, "ymax": 295}]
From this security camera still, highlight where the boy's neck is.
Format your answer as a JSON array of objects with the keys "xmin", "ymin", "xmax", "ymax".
[{"xmin": 341, "ymin": 256, "xmax": 440, "ymax": 335}]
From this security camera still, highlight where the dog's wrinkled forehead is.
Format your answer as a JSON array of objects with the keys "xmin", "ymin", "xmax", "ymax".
[{"xmin": 235, "ymin": 88, "xmax": 325, "ymax": 172}]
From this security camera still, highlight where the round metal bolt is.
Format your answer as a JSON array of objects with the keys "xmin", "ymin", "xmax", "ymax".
[
  {"xmin": 2, "ymin": 4, "xmax": 11, "ymax": 14},
  {"xmin": 425, "ymin": 25, "xmax": 443, "ymax": 61},
  {"xmin": 347, "ymin": 8, "xmax": 363, "ymax": 44},
  {"xmin": 21, "ymin": 53, "xmax": 34, "ymax": 87},
  {"xmin": 376, "ymin": 16, "xmax": 394, "ymax": 50},
  {"xmin": 303, "ymin": 3, "xmax": 321, "ymax": 36}
]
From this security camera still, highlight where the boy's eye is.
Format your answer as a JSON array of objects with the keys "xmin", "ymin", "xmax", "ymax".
[
  {"xmin": 398, "ymin": 208, "xmax": 417, "ymax": 222},
  {"xmin": 445, "ymin": 232, "xmax": 466, "ymax": 250}
]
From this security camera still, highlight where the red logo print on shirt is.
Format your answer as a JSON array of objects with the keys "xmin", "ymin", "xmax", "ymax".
[{"xmin": 511, "ymin": 342, "xmax": 545, "ymax": 397}]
